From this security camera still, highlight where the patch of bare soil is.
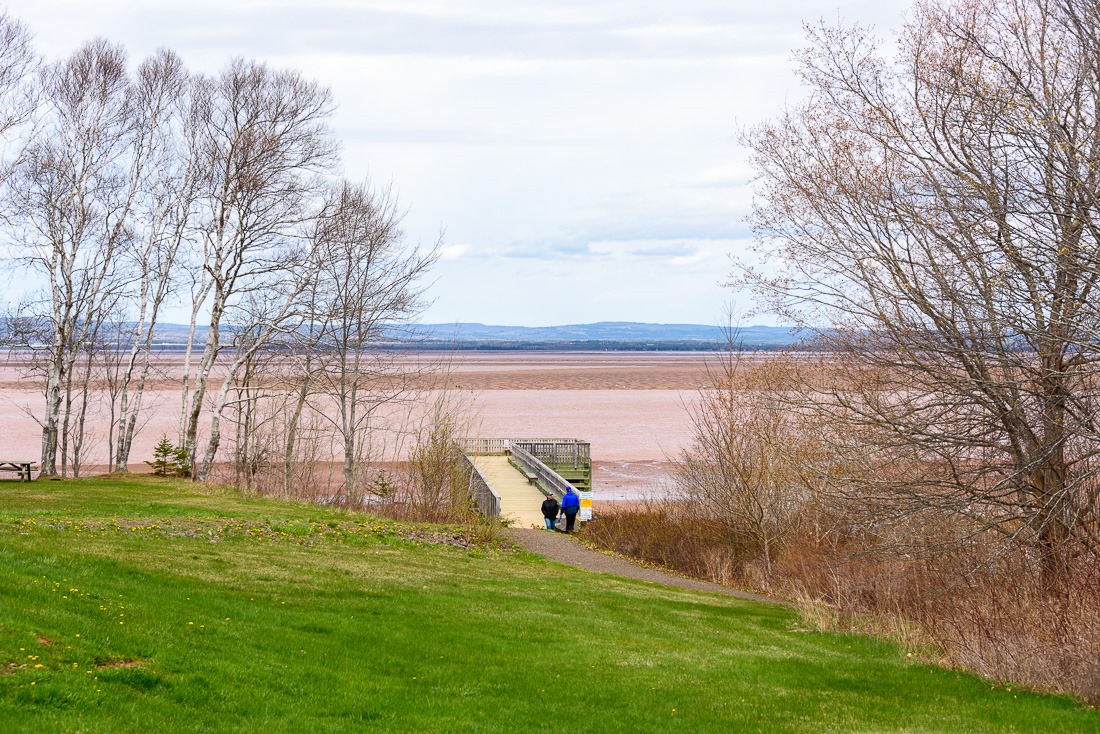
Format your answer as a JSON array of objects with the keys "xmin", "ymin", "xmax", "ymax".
[{"xmin": 96, "ymin": 659, "xmax": 147, "ymax": 670}]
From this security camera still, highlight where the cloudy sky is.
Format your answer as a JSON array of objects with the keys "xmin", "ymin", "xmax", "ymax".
[{"xmin": 4, "ymin": 0, "xmax": 909, "ymax": 326}]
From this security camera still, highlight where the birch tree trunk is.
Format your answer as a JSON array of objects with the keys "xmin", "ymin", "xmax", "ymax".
[
  {"xmin": 113, "ymin": 51, "xmax": 196, "ymax": 471},
  {"xmin": 15, "ymin": 41, "xmax": 135, "ymax": 477},
  {"xmin": 182, "ymin": 58, "xmax": 337, "ymax": 480}
]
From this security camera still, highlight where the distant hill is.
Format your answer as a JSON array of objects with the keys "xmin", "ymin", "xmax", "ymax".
[
  {"xmin": 397, "ymin": 322, "xmax": 806, "ymax": 351},
  {"xmin": 141, "ymin": 321, "xmax": 807, "ymax": 351}
]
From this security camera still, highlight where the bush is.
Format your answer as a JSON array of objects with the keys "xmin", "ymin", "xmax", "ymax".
[
  {"xmin": 583, "ymin": 500, "xmax": 1100, "ymax": 705},
  {"xmin": 580, "ymin": 497, "xmax": 760, "ymax": 586},
  {"xmin": 145, "ymin": 437, "xmax": 191, "ymax": 477}
]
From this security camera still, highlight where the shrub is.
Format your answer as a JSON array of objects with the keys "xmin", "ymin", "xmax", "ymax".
[{"xmin": 145, "ymin": 436, "xmax": 190, "ymax": 477}]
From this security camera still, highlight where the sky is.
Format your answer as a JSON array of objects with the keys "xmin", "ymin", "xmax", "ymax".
[{"xmin": 3, "ymin": 0, "xmax": 909, "ymax": 327}]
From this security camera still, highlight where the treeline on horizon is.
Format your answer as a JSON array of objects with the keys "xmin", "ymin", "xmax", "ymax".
[{"xmin": 2, "ymin": 317, "xmax": 810, "ymax": 352}]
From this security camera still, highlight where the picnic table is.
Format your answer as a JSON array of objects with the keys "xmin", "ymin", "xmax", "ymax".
[{"xmin": 0, "ymin": 460, "xmax": 37, "ymax": 481}]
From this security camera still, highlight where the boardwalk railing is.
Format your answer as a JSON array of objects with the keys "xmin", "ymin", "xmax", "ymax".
[
  {"xmin": 457, "ymin": 437, "xmax": 590, "ymax": 521},
  {"xmin": 459, "ymin": 451, "xmax": 501, "ymax": 518},
  {"xmin": 456, "ymin": 437, "xmax": 510, "ymax": 455},
  {"xmin": 510, "ymin": 444, "xmax": 572, "ymax": 502},
  {"xmin": 456, "ymin": 437, "xmax": 591, "ymax": 467},
  {"xmin": 511, "ymin": 439, "xmax": 590, "ymax": 469}
]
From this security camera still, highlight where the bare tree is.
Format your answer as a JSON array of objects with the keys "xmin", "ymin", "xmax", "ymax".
[
  {"xmin": 675, "ymin": 340, "xmax": 808, "ymax": 576},
  {"xmin": 739, "ymin": 0, "xmax": 1100, "ymax": 572},
  {"xmin": 181, "ymin": 58, "xmax": 337, "ymax": 481},
  {"xmin": 177, "ymin": 235, "xmax": 215, "ymax": 450},
  {"xmin": 111, "ymin": 49, "xmax": 197, "ymax": 471},
  {"xmin": 405, "ymin": 381, "xmax": 479, "ymax": 522},
  {"xmin": 192, "ymin": 255, "xmax": 325, "ymax": 481},
  {"xmin": 279, "ymin": 274, "xmax": 323, "ymax": 494},
  {"xmin": 0, "ymin": 11, "xmax": 38, "ymax": 200},
  {"xmin": 0, "ymin": 27, "xmax": 437, "ymax": 488},
  {"xmin": 302, "ymin": 180, "xmax": 438, "ymax": 496},
  {"xmin": 11, "ymin": 39, "xmax": 137, "ymax": 477},
  {"xmin": 223, "ymin": 327, "xmax": 288, "ymax": 492}
]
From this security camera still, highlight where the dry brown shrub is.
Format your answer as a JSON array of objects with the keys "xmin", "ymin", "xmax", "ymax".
[
  {"xmin": 901, "ymin": 556, "xmax": 1100, "ymax": 705},
  {"xmin": 584, "ymin": 495, "xmax": 1100, "ymax": 704},
  {"xmin": 772, "ymin": 521, "xmax": 1100, "ymax": 705},
  {"xmin": 580, "ymin": 496, "xmax": 759, "ymax": 585}
]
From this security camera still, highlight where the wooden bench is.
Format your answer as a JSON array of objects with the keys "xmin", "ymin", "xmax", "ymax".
[
  {"xmin": 524, "ymin": 472, "xmax": 538, "ymax": 483},
  {"xmin": 0, "ymin": 460, "xmax": 37, "ymax": 482}
]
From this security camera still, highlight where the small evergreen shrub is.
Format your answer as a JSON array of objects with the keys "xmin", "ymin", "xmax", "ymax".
[{"xmin": 146, "ymin": 436, "xmax": 191, "ymax": 477}]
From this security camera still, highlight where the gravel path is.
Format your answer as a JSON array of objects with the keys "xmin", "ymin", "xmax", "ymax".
[{"xmin": 503, "ymin": 528, "xmax": 793, "ymax": 607}]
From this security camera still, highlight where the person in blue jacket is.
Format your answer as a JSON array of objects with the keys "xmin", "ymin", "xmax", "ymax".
[{"xmin": 559, "ymin": 485, "xmax": 581, "ymax": 533}]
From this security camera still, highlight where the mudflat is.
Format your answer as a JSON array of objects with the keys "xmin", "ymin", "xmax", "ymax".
[
  {"xmin": 0, "ymin": 350, "xmax": 713, "ymax": 498},
  {"xmin": 430, "ymin": 351, "xmax": 715, "ymax": 390}
]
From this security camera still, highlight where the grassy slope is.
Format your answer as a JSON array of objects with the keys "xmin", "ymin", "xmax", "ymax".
[{"xmin": 0, "ymin": 476, "xmax": 1095, "ymax": 733}]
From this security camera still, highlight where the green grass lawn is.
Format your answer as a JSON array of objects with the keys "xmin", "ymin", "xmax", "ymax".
[{"xmin": 0, "ymin": 476, "xmax": 1095, "ymax": 733}]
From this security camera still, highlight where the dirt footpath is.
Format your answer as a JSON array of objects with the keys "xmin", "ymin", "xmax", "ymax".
[{"xmin": 504, "ymin": 528, "xmax": 792, "ymax": 607}]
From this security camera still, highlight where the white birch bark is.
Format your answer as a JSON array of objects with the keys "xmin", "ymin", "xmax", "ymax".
[{"xmin": 181, "ymin": 59, "xmax": 337, "ymax": 480}]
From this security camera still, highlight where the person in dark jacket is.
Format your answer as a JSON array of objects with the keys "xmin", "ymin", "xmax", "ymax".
[
  {"xmin": 559, "ymin": 485, "xmax": 581, "ymax": 533},
  {"xmin": 540, "ymin": 492, "xmax": 560, "ymax": 530}
]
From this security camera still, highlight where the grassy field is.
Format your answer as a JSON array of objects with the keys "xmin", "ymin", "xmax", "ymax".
[{"xmin": 0, "ymin": 476, "xmax": 1096, "ymax": 733}]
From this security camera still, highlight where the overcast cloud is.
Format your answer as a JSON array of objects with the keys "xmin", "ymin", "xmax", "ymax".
[{"xmin": 3, "ymin": 0, "xmax": 910, "ymax": 326}]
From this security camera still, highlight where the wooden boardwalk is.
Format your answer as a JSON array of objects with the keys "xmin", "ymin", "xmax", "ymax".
[{"xmin": 469, "ymin": 455, "xmax": 547, "ymax": 528}]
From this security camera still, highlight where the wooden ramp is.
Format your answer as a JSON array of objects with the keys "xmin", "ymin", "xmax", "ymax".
[{"xmin": 470, "ymin": 455, "xmax": 546, "ymax": 528}]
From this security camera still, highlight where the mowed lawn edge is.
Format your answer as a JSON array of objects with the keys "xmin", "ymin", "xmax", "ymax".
[{"xmin": 0, "ymin": 476, "xmax": 1094, "ymax": 733}]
